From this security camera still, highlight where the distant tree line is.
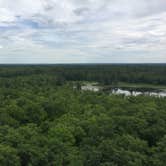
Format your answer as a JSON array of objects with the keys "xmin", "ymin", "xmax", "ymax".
[{"xmin": 0, "ymin": 64, "xmax": 166, "ymax": 85}]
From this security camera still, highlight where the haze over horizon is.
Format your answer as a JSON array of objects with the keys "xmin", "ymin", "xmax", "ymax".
[{"xmin": 0, "ymin": 0, "xmax": 166, "ymax": 64}]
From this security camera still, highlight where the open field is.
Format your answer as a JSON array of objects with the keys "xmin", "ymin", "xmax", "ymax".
[{"xmin": 111, "ymin": 82, "xmax": 166, "ymax": 90}]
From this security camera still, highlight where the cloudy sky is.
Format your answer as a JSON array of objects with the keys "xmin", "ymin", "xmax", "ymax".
[{"xmin": 0, "ymin": 0, "xmax": 166, "ymax": 63}]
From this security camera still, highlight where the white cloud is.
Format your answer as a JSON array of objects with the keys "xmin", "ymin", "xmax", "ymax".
[
  {"xmin": 0, "ymin": 0, "xmax": 165, "ymax": 25},
  {"xmin": 0, "ymin": 0, "xmax": 166, "ymax": 63},
  {"xmin": 0, "ymin": 8, "xmax": 16, "ymax": 23}
]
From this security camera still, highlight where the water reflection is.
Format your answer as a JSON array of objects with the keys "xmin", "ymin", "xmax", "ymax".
[
  {"xmin": 111, "ymin": 88, "xmax": 166, "ymax": 97},
  {"xmin": 81, "ymin": 84, "xmax": 100, "ymax": 92},
  {"xmin": 80, "ymin": 84, "xmax": 166, "ymax": 97}
]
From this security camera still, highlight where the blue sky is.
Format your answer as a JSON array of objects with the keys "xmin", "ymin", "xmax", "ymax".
[{"xmin": 0, "ymin": 0, "xmax": 166, "ymax": 63}]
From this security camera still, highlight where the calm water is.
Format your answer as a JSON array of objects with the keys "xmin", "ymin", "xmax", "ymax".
[
  {"xmin": 81, "ymin": 84, "xmax": 166, "ymax": 97},
  {"xmin": 111, "ymin": 88, "xmax": 166, "ymax": 97},
  {"xmin": 81, "ymin": 84, "xmax": 100, "ymax": 92}
]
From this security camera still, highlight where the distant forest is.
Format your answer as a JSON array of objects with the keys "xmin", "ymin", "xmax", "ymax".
[
  {"xmin": 0, "ymin": 64, "xmax": 166, "ymax": 85},
  {"xmin": 0, "ymin": 65, "xmax": 166, "ymax": 166}
]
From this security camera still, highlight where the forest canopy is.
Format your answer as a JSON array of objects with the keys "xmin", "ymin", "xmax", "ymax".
[{"xmin": 0, "ymin": 64, "xmax": 166, "ymax": 166}]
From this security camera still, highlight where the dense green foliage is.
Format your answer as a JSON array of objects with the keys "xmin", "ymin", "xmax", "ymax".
[
  {"xmin": 0, "ymin": 64, "xmax": 166, "ymax": 85},
  {"xmin": 0, "ymin": 65, "xmax": 166, "ymax": 166}
]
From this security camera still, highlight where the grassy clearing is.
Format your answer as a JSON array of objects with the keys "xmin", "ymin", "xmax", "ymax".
[{"xmin": 115, "ymin": 82, "xmax": 166, "ymax": 90}]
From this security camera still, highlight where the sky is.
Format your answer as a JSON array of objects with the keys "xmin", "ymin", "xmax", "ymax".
[{"xmin": 0, "ymin": 0, "xmax": 166, "ymax": 64}]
